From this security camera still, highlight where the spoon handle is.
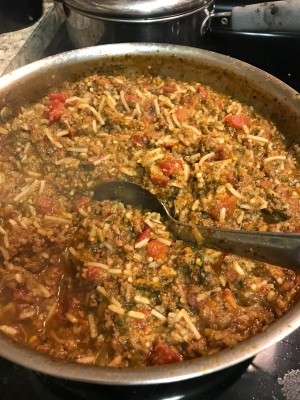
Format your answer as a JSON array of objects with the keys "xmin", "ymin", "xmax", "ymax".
[{"xmin": 171, "ymin": 222, "xmax": 300, "ymax": 270}]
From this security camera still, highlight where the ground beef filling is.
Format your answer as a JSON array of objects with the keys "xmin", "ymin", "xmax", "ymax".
[{"xmin": 0, "ymin": 73, "xmax": 299, "ymax": 367}]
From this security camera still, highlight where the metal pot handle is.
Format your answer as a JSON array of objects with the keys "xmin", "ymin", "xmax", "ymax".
[{"xmin": 201, "ymin": 0, "xmax": 300, "ymax": 35}]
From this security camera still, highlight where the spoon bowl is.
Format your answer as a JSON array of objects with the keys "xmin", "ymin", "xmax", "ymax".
[{"xmin": 94, "ymin": 180, "xmax": 300, "ymax": 272}]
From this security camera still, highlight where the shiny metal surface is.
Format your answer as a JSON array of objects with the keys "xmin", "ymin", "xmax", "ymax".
[
  {"xmin": 64, "ymin": 7, "xmax": 211, "ymax": 47},
  {"xmin": 0, "ymin": 43, "xmax": 299, "ymax": 385},
  {"xmin": 94, "ymin": 181, "xmax": 300, "ymax": 270},
  {"xmin": 61, "ymin": 0, "xmax": 214, "ymax": 48},
  {"xmin": 59, "ymin": 0, "xmax": 300, "ymax": 49},
  {"xmin": 62, "ymin": 0, "xmax": 212, "ymax": 20}
]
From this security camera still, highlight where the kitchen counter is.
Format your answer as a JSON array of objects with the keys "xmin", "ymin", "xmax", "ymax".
[{"xmin": 0, "ymin": 1, "xmax": 64, "ymax": 76}]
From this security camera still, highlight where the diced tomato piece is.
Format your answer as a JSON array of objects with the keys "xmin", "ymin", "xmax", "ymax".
[
  {"xmin": 259, "ymin": 283, "xmax": 268, "ymax": 293},
  {"xmin": 124, "ymin": 93, "xmax": 138, "ymax": 107},
  {"xmin": 86, "ymin": 267, "xmax": 101, "ymax": 281},
  {"xmin": 163, "ymin": 84, "xmax": 177, "ymax": 93},
  {"xmin": 35, "ymin": 197, "xmax": 54, "ymax": 215},
  {"xmin": 164, "ymin": 140, "xmax": 179, "ymax": 149},
  {"xmin": 209, "ymin": 195, "xmax": 237, "ymax": 220},
  {"xmin": 213, "ymin": 146, "xmax": 226, "ymax": 161},
  {"xmin": 158, "ymin": 158, "xmax": 183, "ymax": 177},
  {"xmin": 196, "ymin": 85, "xmax": 208, "ymax": 98},
  {"xmin": 48, "ymin": 93, "xmax": 68, "ymax": 123},
  {"xmin": 74, "ymin": 196, "xmax": 91, "ymax": 211},
  {"xmin": 147, "ymin": 240, "xmax": 168, "ymax": 260},
  {"xmin": 132, "ymin": 307, "xmax": 152, "ymax": 329},
  {"xmin": 136, "ymin": 224, "xmax": 151, "ymax": 243},
  {"xmin": 132, "ymin": 134, "xmax": 147, "ymax": 147},
  {"xmin": 48, "ymin": 93, "xmax": 68, "ymax": 102},
  {"xmin": 223, "ymin": 288, "xmax": 237, "ymax": 308},
  {"xmin": 147, "ymin": 340, "xmax": 182, "ymax": 366},
  {"xmin": 225, "ymin": 114, "xmax": 250, "ymax": 129},
  {"xmin": 259, "ymin": 179, "xmax": 273, "ymax": 188},
  {"xmin": 150, "ymin": 171, "xmax": 169, "ymax": 186},
  {"xmin": 264, "ymin": 128, "xmax": 275, "ymax": 138},
  {"xmin": 175, "ymin": 108, "xmax": 190, "ymax": 122},
  {"xmin": 48, "ymin": 99, "xmax": 65, "ymax": 123}
]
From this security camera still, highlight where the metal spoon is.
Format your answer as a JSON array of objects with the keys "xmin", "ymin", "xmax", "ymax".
[{"xmin": 93, "ymin": 181, "xmax": 300, "ymax": 271}]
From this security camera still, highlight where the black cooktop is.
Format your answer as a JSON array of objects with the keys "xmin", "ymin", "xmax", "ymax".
[
  {"xmin": 1, "ymin": 328, "xmax": 299, "ymax": 400},
  {"xmin": 0, "ymin": 1, "xmax": 300, "ymax": 399}
]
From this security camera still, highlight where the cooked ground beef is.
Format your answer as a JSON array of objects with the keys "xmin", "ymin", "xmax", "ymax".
[{"xmin": 0, "ymin": 73, "xmax": 299, "ymax": 368}]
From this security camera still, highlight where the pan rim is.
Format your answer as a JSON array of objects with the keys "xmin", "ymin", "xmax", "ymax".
[{"xmin": 0, "ymin": 42, "xmax": 299, "ymax": 385}]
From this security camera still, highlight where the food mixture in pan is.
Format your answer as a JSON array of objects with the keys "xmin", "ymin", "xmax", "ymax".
[{"xmin": 0, "ymin": 72, "xmax": 299, "ymax": 367}]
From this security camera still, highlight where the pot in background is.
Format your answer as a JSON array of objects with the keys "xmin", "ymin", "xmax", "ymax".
[
  {"xmin": 55, "ymin": 0, "xmax": 300, "ymax": 49},
  {"xmin": 57, "ymin": 0, "xmax": 215, "ymax": 48}
]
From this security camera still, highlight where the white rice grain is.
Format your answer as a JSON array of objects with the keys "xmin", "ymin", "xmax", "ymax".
[
  {"xmin": 198, "ymin": 152, "xmax": 215, "ymax": 165},
  {"xmin": 151, "ymin": 309, "xmax": 166, "ymax": 322},
  {"xmin": 225, "ymin": 183, "xmax": 244, "ymax": 199},
  {"xmin": 3, "ymin": 235, "xmax": 9, "ymax": 249},
  {"xmin": 44, "ymin": 303, "xmax": 57, "ymax": 324},
  {"xmin": 181, "ymin": 309, "xmax": 201, "ymax": 340},
  {"xmin": 135, "ymin": 237, "xmax": 150, "ymax": 249},
  {"xmin": 88, "ymin": 313, "xmax": 98, "ymax": 338},
  {"xmin": 264, "ymin": 155, "xmax": 286, "ymax": 162},
  {"xmin": 85, "ymin": 262, "xmax": 109, "ymax": 270},
  {"xmin": 14, "ymin": 180, "xmax": 40, "ymax": 201},
  {"xmin": 120, "ymin": 90, "xmax": 131, "ymax": 112},
  {"xmin": 108, "ymin": 268, "xmax": 122, "ymax": 275},
  {"xmin": 128, "ymin": 310, "xmax": 145, "ymax": 319},
  {"xmin": 134, "ymin": 294, "xmax": 151, "ymax": 305},
  {"xmin": 246, "ymin": 134, "xmax": 269, "ymax": 144},
  {"xmin": 108, "ymin": 304, "xmax": 125, "ymax": 315},
  {"xmin": 45, "ymin": 130, "xmax": 63, "ymax": 149},
  {"xmin": 77, "ymin": 356, "xmax": 97, "ymax": 364},
  {"xmin": 66, "ymin": 147, "xmax": 88, "ymax": 153},
  {"xmin": 219, "ymin": 207, "xmax": 226, "ymax": 223},
  {"xmin": 0, "ymin": 325, "xmax": 18, "ymax": 336},
  {"xmin": 39, "ymin": 180, "xmax": 46, "ymax": 194},
  {"xmin": 233, "ymin": 261, "xmax": 245, "ymax": 276},
  {"xmin": 97, "ymin": 286, "xmax": 110, "ymax": 298},
  {"xmin": 153, "ymin": 98, "xmax": 160, "ymax": 115},
  {"xmin": 157, "ymin": 237, "xmax": 172, "ymax": 246},
  {"xmin": 44, "ymin": 215, "xmax": 72, "ymax": 224},
  {"xmin": 93, "ymin": 154, "xmax": 111, "ymax": 165}
]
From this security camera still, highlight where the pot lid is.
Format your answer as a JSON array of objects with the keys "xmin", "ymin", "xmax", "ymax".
[{"xmin": 63, "ymin": 0, "xmax": 212, "ymax": 21}]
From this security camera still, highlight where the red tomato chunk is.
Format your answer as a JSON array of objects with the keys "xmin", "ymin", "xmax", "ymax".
[
  {"xmin": 148, "ymin": 340, "xmax": 182, "ymax": 365},
  {"xmin": 136, "ymin": 224, "xmax": 151, "ymax": 243},
  {"xmin": 158, "ymin": 158, "xmax": 183, "ymax": 177},
  {"xmin": 225, "ymin": 114, "xmax": 250, "ymax": 129},
  {"xmin": 35, "ymin": 197, "xmax": 54, "ymax": 215},
  {"xmin": 209, "ymin": 195, "xmax": 237, "ymax": 221},
  {"xmin": 147, "ymin": 240, "xmax": 168, "ymax": 260},
  {"xmin": 48, "ymin": 93, "xmax": 68, "ymax": 123}
]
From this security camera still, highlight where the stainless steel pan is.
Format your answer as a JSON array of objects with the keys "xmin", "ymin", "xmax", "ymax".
[
  {"xmin": 54, "ymin": 0, "xmax": 300, "ymax": 48},
  {"xmin": 0, "ymin": 43, "xmax": 299, "ymax": 385}
]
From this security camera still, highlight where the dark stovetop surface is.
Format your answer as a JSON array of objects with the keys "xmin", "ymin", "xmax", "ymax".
[
  {"xmin": 42, "ymin": 22, "xmax": 300, "ymax": 94},
  {"xmin": 1, "ymin": 328, "xmax": 299, "ymax": 400},
  {"xmin": 0, "ymin": 1, "xmax": 300, "ymax": 399}
]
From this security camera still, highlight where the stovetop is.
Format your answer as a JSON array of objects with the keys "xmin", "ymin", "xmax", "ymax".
[
  {"xmin": 0, "ymin": 1, "xmax": 300, "ymax": 399},
  {"xmin": 1, "ymin": 328, "xmax": 299, "ymax": 400}
]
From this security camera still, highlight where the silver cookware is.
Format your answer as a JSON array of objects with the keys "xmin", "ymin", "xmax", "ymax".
[
  {"xmin": 0, "ymin": 43, "xmax": 299, "ymax": 385},
  {"xmin": 55, "ymin": 0, "xmax": 300, "ymax": 48}
]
